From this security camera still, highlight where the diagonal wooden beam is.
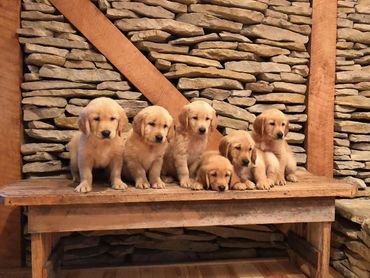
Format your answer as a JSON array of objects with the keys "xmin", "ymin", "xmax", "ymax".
[
  {"xmin": 305, "ymin": 0, "xmax": 337, "ymax": 177},
  {"xmin": 49, "ymin": 0, "xmax": 222, "ymax": 149}
]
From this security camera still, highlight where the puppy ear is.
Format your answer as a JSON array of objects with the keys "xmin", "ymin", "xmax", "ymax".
[
  {"xmin": 117, "ymin": 108, "xmax": 128, "ymax": 137},
  {"xmin": 196, "ymin": 167, "xmax": 208, "ymax": 190},
  {"xmin": 167, "ymin": 121, "xmax": 175, "ymax": 141},
  {"xmin": 132, "ymin": 111, "xmax": 145, "ymax": 136},
  {"xmin": 227, "ymin": 170, "xmax": 233, "ymax": 187},
  {"xmin": 253, "ymin": 115, "xmax": 265, "ymax": 137},
  {"xmin": 284, "ymin": 119, "xmax": 290, "ymax": 136},
  {"xmin": 251, "ymin": 148, "xmax": 258, "ymax": 165},
  {"xmin": 78, "ymin": 109, "xmax": 90, "ymax": 136},
  {"xmin": 219, "ymin": 137, "xmax": 231, "ymax": 159},
  {"xmin": 178, "ymin": 106, "xmax": 189, "ymax": 129},
  {"xmin": 210, "ymin": 109, "xmax": 217, "ymax": 132}
]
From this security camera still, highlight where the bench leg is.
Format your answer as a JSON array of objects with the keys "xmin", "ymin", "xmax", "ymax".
[{"xmin": 31, "ymin": 233, "xmax": 60, "ymax": 278}]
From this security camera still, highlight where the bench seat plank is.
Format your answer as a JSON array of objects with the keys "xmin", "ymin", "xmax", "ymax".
[{"xmin": 0, "ymin": 171, "xmax": 356, "ymax": 206}]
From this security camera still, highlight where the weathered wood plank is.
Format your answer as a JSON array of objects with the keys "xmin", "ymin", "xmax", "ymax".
[
  {"xmin": 0, "ymin": 0, "xmax": 22, "ymax": 268},
  {"xmin": 0, "ymin": 171, "xmax": 356, "ymax": 206},
  {"xmin": 28, "ymin": 198, "xmax": 335, "ymax": 233},
  {"xmin": 305, "ymin": 0, "xmax": 337, "ymax": 177}
]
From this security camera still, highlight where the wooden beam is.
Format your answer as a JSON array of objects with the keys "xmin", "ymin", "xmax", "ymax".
[
  {"xmin": 49, "ymin": 0, "xmax": 222, "ymax": 149},
  {"xmin": 305, "ymin": 0, "xmax": 337, "ymax": 177},
  {"xmin": 0, "ymin": 0, "xmax": 22, "ymax": 268}
]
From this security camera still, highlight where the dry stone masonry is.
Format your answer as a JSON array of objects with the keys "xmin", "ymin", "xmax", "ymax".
[{"xmin": 19, "ymin": 0, "xmax": 312, "ymax": 267}]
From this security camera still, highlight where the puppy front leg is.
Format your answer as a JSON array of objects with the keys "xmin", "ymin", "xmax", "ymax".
[
  {"xmin": 75, "ymin": 158, "xmax": 93, "ymax": 193},
  {"xmin": 149, "ymin": 157, "xmax": 166, "ymax": 189},
  {"xmin": 285, "ymin": 150, "xmax": 298, "ymax": 182},
  {"xmin": 253, "ymin": 165, "xmax": 272, "ymax": 190},
  {"xmin": 126, "ymin": 160, "xmax": 150, "ymax": 189},
  {"xmin": 110, "ymin": 157, "xmax": 127, "ymax": 190},
  {"xmin": 174, "ymin": 155, "xmax": 192, "ymax": 188}
]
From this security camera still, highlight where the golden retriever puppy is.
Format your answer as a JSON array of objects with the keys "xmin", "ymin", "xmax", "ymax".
[
  {"xmin": 122, "ymin": 106, "xmax": 174, "ymax": 189},
  {"xmin": 68, "ymin": 97, "xmax": 128, "ymax": 193},
  {"xmin": 219, "ymin": 130, "xmax": 279, "ymax": 190},
  {"xmin": 252, "ymin": 109, "xmax": 298, "ymax": 185},
  {"xmin": 193, "ymin": 151, "xmax": 233, "ymax": 192},
  {"xmin": 162, "ymin": 100, "xmax": 217, "ymax": 189}
]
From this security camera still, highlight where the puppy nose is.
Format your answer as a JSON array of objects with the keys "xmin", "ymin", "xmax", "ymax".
[
  {"xmin": 218, "ymin": 185, "xmax": 225, "ymax": 192},
  {"xmin": 101, "ymin": 130, "xmax": 111, "ymax": 138},
  {"xmin": 155, "ymin": 134, "xmax": 163, "ymax": 142},
  {"xmin": 198, "ymin": 127, "xmax": 206, "ymax": 134},
  {"xmin": 277, "ymin": 131, "xmax": 284, "ymax": 139},
  {"xmin": 241, "ymin": 159, "xmax": 250, "ymax": 166}
]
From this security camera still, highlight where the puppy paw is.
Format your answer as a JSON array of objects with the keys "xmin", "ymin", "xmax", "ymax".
[
  {"xmin": 135, "ymin": 181, "xmax": 150, "ymax": 189},
  {"xmin": 151, "ymin": 179, "xmax": 166, "ymax": 189},
  {"xmin": 161, "ymin": 176, "xmax": 174, "ymax": 183},
  {"xmin": 111, "ymin": 180, "xmax": 128, "ymax": 190},
  {"xmin": 191, "ymin": 181, "xmax": 204, "ymax": 191},
  {"xmin": 74, "ymin": 181, "xmax": 92, "ymax": 193},
  {"xmin": 286, "ymin": 173, "xmax": 298, "ymax": 182},
  {"xmin": 245, "ymin": 180, "xmax": 256, "ymax": 190},
  {"xmin": 256, "ymin": 180, "xmax": 271, "ymax": 190},
  {"xmin": 180, "ymin": 178, "xmax": 192, "ymax": 188},
  {"xmin": 275, "ymin": 177, "xmax": 286, "ymax": 186}
]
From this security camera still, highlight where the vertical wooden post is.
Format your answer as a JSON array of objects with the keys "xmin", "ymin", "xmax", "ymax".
[
  {"xmin": 31, "ymin": 233, "xmax": 58, "ymax": 278},
  {"xmin": 306, "ymin": 0, "xmax": 337, "ymax": 177},
  {"xmin": 0, "ymin": 0, "xmax": 22, "ymax": 268}
]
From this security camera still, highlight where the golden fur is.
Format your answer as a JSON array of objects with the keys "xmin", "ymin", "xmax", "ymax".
[
  {"xmin": 219, "ymin": 130, "xmax": 279, "ymax": 190},
  {"xmin": 69, "ymin": 97, "xmax": 128, "ymax": 193},
  {"xmin": 162, "ymin": 100, "xmax": 217, "ymax": 190},
  {"xmin": 122, "ymin": 106, "xmax": 174, "ymax": 189},
  {"xmin": 252, "ymin": 109, "xmax": 298, "ymax": 185},
  {"xmin": 193, "ymin": 151, "xmax": 233, "ymax": 192}
]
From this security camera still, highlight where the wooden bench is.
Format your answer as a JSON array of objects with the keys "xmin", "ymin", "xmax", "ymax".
[{"xmin": 0, "ymin": 171, "xmax": 356, "ymax": 278}]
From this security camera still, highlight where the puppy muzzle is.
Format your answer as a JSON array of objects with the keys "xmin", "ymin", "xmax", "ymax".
[
  {"xmin": 276, "ymin": 131, "xmax": 284, "ymax": 139},
  {"xmin": 241, "ymin": 159, "xmax": 250, "ymax": 167},
  {"xmin": 155, "ymin": 134, "xmax": 163, "ymax": 143},
  {"xmin": 198, "ymin": 127, "xmax": 206, "ymax": 135},
  {"xmin": 218, "ymin": 185, "xmax": 226, "ymax": 192},
  {"xmin": 101, "ymin": 130, "xmax": 111, "ymax": 139}
]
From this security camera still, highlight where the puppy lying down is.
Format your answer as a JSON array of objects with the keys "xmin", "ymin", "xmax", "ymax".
[
  {"xmin": 193, "ymin": 151, "xmax": 234, "ymax": 192},
  {"xmin": 219, "ymin": 130, "xmax": 279, "ymax": 190},
  {"xmin": 68, "ymin": 97, "xmax": 128, "ymax": 193}
]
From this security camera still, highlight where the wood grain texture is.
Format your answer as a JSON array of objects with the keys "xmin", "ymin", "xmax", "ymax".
[
  {"xmin": 305, "ymin": 0, "xmax": 337, "ymax": 177},
  {"xmin": 49, "ymin": 0, "xmax": 222, "ymax": 149},
  {"xmin": 28, "ymin": 198, "xmax": 335, "ymax": 233},
  {"xmin": 0, "ymin": 0, "xmax": 22, "ymax": 268},
  {"xmin": 0, "ymin": 171, "xmax": 356, "ymax": 206}
]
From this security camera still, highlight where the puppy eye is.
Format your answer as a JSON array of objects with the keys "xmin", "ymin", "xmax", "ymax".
[
  {"xmin": 164, "ymin": 124, "xmax": 168, "ymax": 128},
  {"xmin": 110, "ymin": 117, "xmax": 116, "ymax": 121},
  {"xmin": 149, "ymin": 122, "xmax": 155, "ymax": 127},
  {"xmin": 205, "ymin": 117, "xmax": 210, "ymax": 121},
  {"xmin": 225, "ymin": 173, "xmax": 230, "ymax": 177},
  {"xmin": 94, "ymin": 117, "xmax": 100, "ymax": 121},
  {"xmin": 211, "ymin": 172, "xmax": 217, "ymax": 177},
  {"xmin": 235, "ymin": 146, "xmax": 241, "ymax": 150},
  {"xmin": 270, "ymin": 122, "xmax": 275, "ymax": 126},
  {"xmin": 249, "ymin": 147, "xmax": 252, "ymax": 151},
  {"xmin": 282, "ymin": 123, "xmax": 286, "ymax": 126},
  {"xmin": 192, "ymin": 116, "xmax": 198, "ymax": 120}
]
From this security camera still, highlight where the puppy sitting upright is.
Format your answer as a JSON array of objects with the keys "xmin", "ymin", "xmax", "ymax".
[
  {"xmin": 162, "ymin": 100, "xmax": 217, "ymax": 190},
  {"xmin": 193, "ymin": 151, "xmax": 233, "ymax": 192},
  {"xmin": 219, "ymin": 130, "xmax": 279, "ymax": 190},
  {"xmin": 123, "ymin": 106, "xmax": 173, "ymax": 189},
  {"xmin": 252, "ymin": 109, "xmax": 298, "ymax": 185},
  {"xmin": 69, "ymin": 97, "xmax": 128, "ymax": 193}
]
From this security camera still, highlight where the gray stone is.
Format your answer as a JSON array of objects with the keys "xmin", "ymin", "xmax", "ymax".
[
  {"xmin": 24, "ymin": 107, "xmax": 64, "ymax": 121},
  {"xmin": 64, "ymin": 60, "xmax": 96, "ymax": 69},
  {"xmin": 289, "ymin": 15, "xmax": 311, "ymax": 25},
  {"xmin": 335, "ymin": 112, "xmax": 351, "ymax": 119},
  {"xmin": 245, "ymin": 82, "xmax": 273, "ymax": 93},
  {"xmin": 271, "ymin": 5, "xmax": 312, "ymax": 16},
  {"xmin": 247, "ymin": 104, "xmax": 286, "ymax": 113},
  {"xmin": 190, "ymin": 48, "xmax": 257, "ymax": 62},
  {"xmin": 258, "ymin": 73, "xmax": 281, "ymax": 82},
  {"xmin": 54, "ymin": 117, "xmax": 78, "ymax": 130},
  {"xmin": 254, "ymin": 93, "xmax": 305, "ymax": 104},
  {"xmin": 335, "ymin": 121, "xmax": 370, "ymax": 134},
  {"xmin": 238, "ymin": 43, "xmax": 289, "ymax": 57},
  {"xmin": 66, "ymin": 49, "xmax": 106, "ymax": 62},
  {"xmin": 23, "ymin": 160, "xmax": 63, "ymax": 173},
  {"xmin": 24, "ymin": 43, "xmax": 69, "ymax": 57},
  {"xmin": 337, "ymin": 41, "xmax": 355, "ymax": 49},
  {"xmin": 225, "ymin": 61, "xmax": 290, "ymax": 74},
  {"xmin": 17, "ymin": 27, "xmax": 53, "ymax": 37},
  {"xmin": 334, "ymin": 169, "xmax": 358, "ymax": 176},
  {"xmin": 255, "ymin": 39, "xmax": 306, "ymax": 51},
  {"xmin": 116, "ymin": 91, "xmax": 142, "ymax": 100},
  {"xmin": 337, "ymin": 49, "xmax": 365, "ymax": 59},
  {"xmin": 56, "ymin": 33, "xmax": 87, "ymax": 42},
  {"xmin": 227, "ymin": 97, "xmax": 256, "ymax": 107},
  {"xmin": 265, "ymin": 9, "xmax": 288, "ymax": 20},
  {"xmin": 270, "ymin": 55, "xmax": 308, "ymax": 65},
  {"xmin": 212, "ymin": 100, "xmax": 255, "ymax": 122},
  {"xmin": 286, "ymin": 132, "xmax": 305, "ymax": 144},
  {"xmin": 285, "ymin": 105, "xmax": 306, "ymax": 113},
  {"xmin": 39, "ymin": 65, "xmax": 121, "ymax": 82},
  {"xmin": 112, "ymin": 2, "xmax": 175, "ymax": 19},
  {"xmin": 356, "ymin": 4, "xmax": 370, "ymax": 14},
  {"xmin": 356, "ymin": 55, "xmax": 370, "ymax": 65},
  {"xmin": 348, "ymin": 13, "xmax": 370, "ymax": 24},
  {"xmin": 137, "ymin": 41, "xmax": 189, "ymax": 54},
  {"xmin": 352, "ymin": 112, "xmax": 370, "ymax": 121},
  {"xmin": 135, "ymin": 0, "xmax": 187, "ymax": 13},
  {"xmin": 97, "ymin": 81, "xmax": 131, "ymax": 91},
  {"xmin": 219, "ymin": 32, "xmax": 251, "ymax": 42},
  {"xmin": 335, "ymin": 132, "xmax": 349, "ymax": 139},
  {"xmin": 336, "ymin": 96, "xmax": 370, "ymax": 109},
  {"xmin": 241, "ymin": 24, "xmax": 308, "ymax": 43},
  {"xmin": 25, "ymin": 129, "xmax": 77, "ymax": 142},
  {"xmin": 106, "ymin": 8, "xmax": 138, "ymax": 20},
  {"xmin": 337, "ymin": 28, "xmax": 370, "ymax": 44},
  {"xmin": 23, "ymin": 89, "xmax": 115, "ymax": 98},
  {"xmin": 334, "ymin": 146, "xmax": 351, "ymax": 156},
  {"xmin": 150, "ymin": 52, "xmax": 222, "ymax": 68},
  {"xmin": 335, "ymin": 105, "xmax": 356, "ymax": 113},
  {"xmin": 115, "ymin": 18, "xmax": 204, "ymax": 36},
  {"xmin": 21, "ymin": 11, "xmax": 63, "ymax": 21},
  {"xmin": 280, "ymin": 72, "xmax": 306, "ymax": 84},
  {"xmin": 334, "ymin": 138, "xmax": 350, "ymax": 147},
  {"xmin": 21, "ymin": 143, "xmax": 65, "ymax": 155},
  {"xmin": 21, "ymin": 81, "xmax": 95, "ymax": 91},
  {"xmin": 200, "ymin": 0, "xmax": 267, "ymax": 11},
  {"xmin": 292, "ymin": 65, "xmax": 309, "ymax": 77},
  {"xmin": 335, "ymin": 89, "xmax": 359, "ymax": 96},
  {"xmin": 195, "ymin": 41, "xmax": 238, "ymax": 49},
  {"xmin": 129, "ymin": 30, "xmax": 171, "ymax": 43},
  {"xmin": 23, "ymin": 3, "xmax": 56, "ymax": 14},
  {"xmin": 189, "ymin": 4, "xmax": 264, "ymax": 24},
  {"xmin": 21, "ymin": 20, "xmax": 75, "ymax": 33},
  {"xmin": 262, "ymin": 17, "xmax": 311, "ymax": 35},
  {"xmin": 25, "ymin": 53, "xmax": 65, "ymax": 66},
  {"xmin": 22, "ymin": 97, "xmax": 67, "ymax": 107},
  {"xmin": 68, "ymin": 99, "xmax": 90, "ymax": 106},
  {"xmin": 178, "ymin": 78, "xmax": 243, "ymax": 90},
  {"xmin": 272, "ymin": 82, "xmax": 306, "ymax": 94},
  {"xmin": 286, "ymin": 114, "xmax": 307, "ymax": 122},
  {"xmin": 354, "ymin": 23, "xmax": 370, "ymax": 32},
  {"xmin": 23, "ymin": 152, "xmax": 56, "ymax": 162},
  {"xmin": 28, "ymin": 120, "xmax": 54, "ymax": 130},
  {"xmin": 334, "ymin": 155, "xmax": 351, "ymax": 161},
  {"xmin": 334, "ymin": 161, "xmax": 365, "ymax": 170},
  {"xmin": 65, "ymin": 104, "xmax": 83, "ymax": 116},
  {"xmin": 200, "ymin": 88, "xmax": 231, "ymax": 100},
  {"xmin": 95, "ymin": 62, "xmax": 113, "ymax": 70},
  {"xmin": 170, "ymin": 33, "xmax": 219, "ymax": 45},
  {"xmin": 231, "ymin": 90, "xmax": 252, "ymax": 97},
  {"xmin": 19, "ymin": 37, "xmax": 90, "ymax": 49},
  {"xmin": 351, "ymin": 150, "xmax": 370, "ymax": 161}
]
